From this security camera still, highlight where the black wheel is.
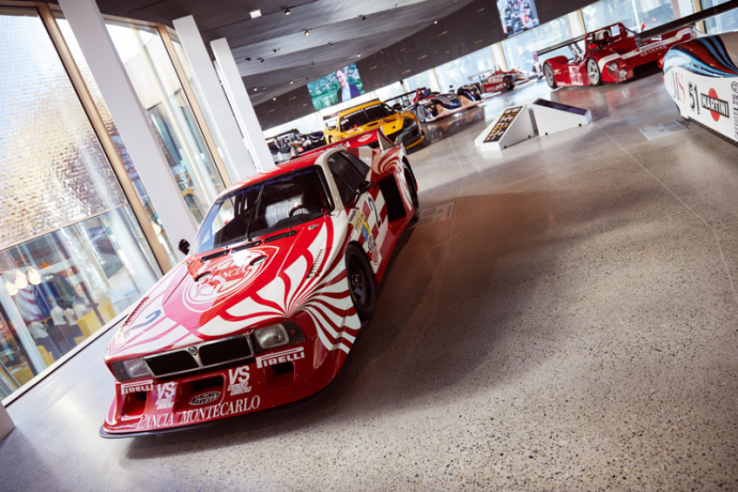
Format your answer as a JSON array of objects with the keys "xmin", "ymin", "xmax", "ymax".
[
  {"xmin": 345, "ymin": 244, "xmax": 375, "ymax": 322},
  {"xmin": 403, "ymin": 165, "xmax": 419, "ymax": 215},
  {"xmin": 586, "ymin": 58, "xmax": 602, "ymax": 86},
  {"xmin": 502, "ymin": 76, "xmax": 514, "ymax": 91},
  {"xmin": 543, "ymin": 63, "xmax": 557, "ymax": 89}
]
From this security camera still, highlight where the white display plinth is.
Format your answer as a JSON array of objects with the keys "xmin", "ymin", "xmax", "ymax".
[
  {"xmin": 0, "ymin": 400, "xmax": 14, "ymax": 440},
  {"xmin": 531, "ymin": 98, "xmax": 592, "ymax": 136},
  {"xmin": 475, "ymin": 105, "xmax": 535, "ymax": 151}
]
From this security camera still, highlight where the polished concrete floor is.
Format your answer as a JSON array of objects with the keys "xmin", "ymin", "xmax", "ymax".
[{"xmin": 4, "ymin": 74, "xmax": 738, "ymax": 491}]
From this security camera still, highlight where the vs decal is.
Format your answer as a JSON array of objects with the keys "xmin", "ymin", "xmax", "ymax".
[{"xmin": 227, "ymin": 365, "xmax": 252, "ymax": 396}]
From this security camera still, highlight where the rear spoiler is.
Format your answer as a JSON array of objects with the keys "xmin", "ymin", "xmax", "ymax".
[
  {"xmin": 291, "ymin": 127, "xmax": 396, "ymax": 160},
  {"xmin": 636, "ymin": 0, "xmax": 738, "ymax": 46},
  {"xmin": 536, "ymin": 35, "xmax": 585, "ymax": 57}
]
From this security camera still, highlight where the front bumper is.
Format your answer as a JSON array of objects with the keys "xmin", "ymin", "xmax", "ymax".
[{"xmin": 102, "ymin": 338, "xmax": 342, "ymax": 437}]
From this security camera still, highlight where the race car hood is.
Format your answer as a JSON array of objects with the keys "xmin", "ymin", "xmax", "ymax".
[{"xmin": 105, "ymin": 217, "xmax": 336, "ymax": 362}]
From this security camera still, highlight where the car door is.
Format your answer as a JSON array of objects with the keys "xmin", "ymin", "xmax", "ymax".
[{"xmin": 326, "ymin": 151, "xmax": 386, "ymax": 272}]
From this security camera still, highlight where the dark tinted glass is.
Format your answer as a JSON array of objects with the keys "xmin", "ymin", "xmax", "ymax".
[
  {"xmin": 340, "ymin": 110, "xmax": 370, "ymax": 132},
  {"xmin": 341, "ymin": 151, "xmax": 370, "ymax": 176},
  {"xmin": 363, "ymin": 104, "xmax": 394, "ymax": 121},
  {"xmin": 328, "ymin": 153, "xmax": 365, "ymax": 206},
  {"xmin": 193, "ymin": 167, "xmax": 333, "ymax": 254}
]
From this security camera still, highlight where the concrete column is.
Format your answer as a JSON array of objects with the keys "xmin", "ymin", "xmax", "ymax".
[
  {"xmin": 673, "ymin": 0, "xmax": 694, "ymax": 18},
  {"xmin": 577, "ymin": 10, "xmax": 587, "ymax": 34},
  {"xmin": 692, "ymin": 0, "xmax": 705, "ymax": 32},
  {"xmin": 58, "ymin": 0, "xmax": 198, "ymax": 259},
  {"xmin": 493, "ymin": 44, "xmax": 508, "ymax": 71},
  {"xmin": 211, "ymin": 37, "xmax": 275, "ymax": 172},
  {"xmin": 172, "ymin": 15, "xmax": 257, "ymax": 181},
  {"xmin": 428, "ymin": 68, "xmax": 442, "ymax": 92},
  {"xmin": 0, "ymin": 400, "xmax": 14, "ymax": 440},
  {"xmin": 566, "ymin": 11, "xmax": 584, "ymax": 37}
]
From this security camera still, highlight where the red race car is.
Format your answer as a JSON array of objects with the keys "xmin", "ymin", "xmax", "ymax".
[
  {"xmin": 101, "ymin": 129, "xmax": 419, "ymax": 437},
  {"xmin": 469, "ymin": 66, "xmax": 538, "ymax": 94},
  {"xmin": 539, "ymin": 22, "xmax": 692, "ymax": 88}
]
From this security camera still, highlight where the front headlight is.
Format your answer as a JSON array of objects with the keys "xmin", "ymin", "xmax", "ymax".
[
  {"xmin": 254, "ymin": 324, "xmax": 289, "ymax": 349},
  {"xmin": 607, "ymin": 62, "xmax": 619, "ymax": 71},
  {"xmin": 122, "ymin": 357, "xmax": 152, "ymax": 379}
]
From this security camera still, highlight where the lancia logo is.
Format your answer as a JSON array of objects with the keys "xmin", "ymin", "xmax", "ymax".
[
  {"xmin": 189, "ymin": 391, "xmax": 221, "ymax": 406},
  {"xmin": 187, "ymin": 346, "xmax": 198, "ymax": 356}
]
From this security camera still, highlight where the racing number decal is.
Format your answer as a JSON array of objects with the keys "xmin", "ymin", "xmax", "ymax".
[{"xmin": 689, "ymin": 82, "xmax": 700, "ymax": 115}]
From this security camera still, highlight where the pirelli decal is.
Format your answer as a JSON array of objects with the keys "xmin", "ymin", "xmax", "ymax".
[{"xmin": 701, "ymin": 91, "xmax": 729, "ymax": 119}]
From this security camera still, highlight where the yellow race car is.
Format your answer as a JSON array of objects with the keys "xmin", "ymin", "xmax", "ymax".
[{"xmin": 323, "ymin": 100, "xmax": 424, "ymax": 149}]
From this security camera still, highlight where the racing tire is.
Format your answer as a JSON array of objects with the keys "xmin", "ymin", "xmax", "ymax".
[
  {"xmin": 345, "ymin": 244, "xmax": 375, "ymax": 322},
  {"xmin": 587, "ymin": 58, "xmax": 602, "ymax": 86},
  {"xmin": 502, "ymin": 76, "xmax": 514, "ymax": 92},
  {"xmin": 543, "ymin": 63, "xmax": 556, "ymax": 89},
  {"xmin": 403, "ymin": 164, "xmax": 420, "ymax": 216}
]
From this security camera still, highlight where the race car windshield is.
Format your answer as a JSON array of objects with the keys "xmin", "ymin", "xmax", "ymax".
[
  {"xmin": 192, "ymin": 167, "xmax": 334, "ymax": 255},
  {"xmin": 340, "ymin": 110, "xmax": 370, "ymax": 132},
  {"xmin": 363, "ymin": 104, "xmax": 395, "ymax": 121},
  {"xmin": 339, "ymin": 104, "xmax": 395, "ymax": 132}
]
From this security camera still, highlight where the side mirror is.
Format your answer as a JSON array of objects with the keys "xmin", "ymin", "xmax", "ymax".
[
  {"xmin": 356, "ymin": 180, "xmax": 371, "ymax": 195},
  {"xmin": 351, "ymin": 181, "xmax": 372, "ymax": 206},
  {"xmin": 178, "ymin": 239, "xmax": 190, "ymax": 255},
  {"xmin": 392, "ymin": 103, "xmax": 402, "ymax": 111}
]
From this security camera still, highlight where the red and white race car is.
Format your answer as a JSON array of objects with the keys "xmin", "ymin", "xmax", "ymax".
[
  {"xmin": 539, "ymin": 22, "xmax": 692, "ymax": 88},
  {"xmin": 101, "ymin": 130, "xmax": 419, "ymax": 437},
  {"xmin": 469, "ymin": 66, "xmax": 538, "ymax": 94}
]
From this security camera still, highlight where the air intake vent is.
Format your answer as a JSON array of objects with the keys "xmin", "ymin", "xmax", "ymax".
[
  {"xmin": 308, "ymin": 249, "xmax": 325, "ymax": 277},
  {"xmin": 123, "ymin": 296, "xmax": 148, "ymax": 328},
  {"xmin": 201, "ymin": 249, "xmax": 229, "ymax": 262},
  {"xmin": 198, "ymin": 336, "xmax": 253, "ymax": 366},
  {"xmin": 145, "ymin": 351, "xmax": 199, "ymax": 377}
]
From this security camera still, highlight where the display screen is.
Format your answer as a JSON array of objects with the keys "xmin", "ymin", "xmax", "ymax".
[
  {"xmin": 308, "ymin": 63, "xmax": 365, "ymax": 111},
  {"xmin": 533, "ymin": 99, "xmax": 588, "ymax": 116},
  {"xmin": 497, "ymin": 0, "xmax": 540, "ymax": 37}
]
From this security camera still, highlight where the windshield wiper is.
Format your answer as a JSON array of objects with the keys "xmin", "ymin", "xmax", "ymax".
[{"xmin": 244, "ymin": 183, "xmax": 266, "ymax": 241}]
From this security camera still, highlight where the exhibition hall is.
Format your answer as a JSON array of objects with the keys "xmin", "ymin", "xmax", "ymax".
[{"xmin": 2, "ymin": 0, "xmax": 738, "ymax": 489}]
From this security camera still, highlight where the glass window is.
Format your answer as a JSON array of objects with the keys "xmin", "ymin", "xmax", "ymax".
[
  {"xmin": 193, "ymin": 168, "xmax": 333, "ymax": 253},
  {"xmin": 0, "ymin": 208, "xmax": 159, "ymax": 399},
  {"xmin": 327, "ymin": 153, "xmax": 365, "ymax": 206},
  {"xmin": 502, "ymin": 15, "xmax": 570, "ymax": 72},
  {"xmin": 375, "ymin": 82, "xmax": 406, "ymax": 102},
  {"xmin": 106, "ymin": 22, "xmax": 226, "ymax": 224},
  {"xmin": 0, "ymin": 7, "xmax": 161, "ymax": 401},
  {"xmin": 435, "ymin": 47, "xmax": 496, "ymax": 92},
  {"xmin": 582, "ymin": 0, "xmax": 675, "ymax": 33},
  {"xmin": 170, "ymin": 36, "xmax": 241, "ymax": 185},
  {"xmin": 56, "ymin": 18, "xmax": 177, "ymax": 266},
  {"xmin": 264, "ymin": 113, "xmax": 323, "ymax": 140},
  {"xmin": 703, "ymin": 0, "xmax": 738, "ymax": 34},
  {"xmin": 404, "ymin": 71, "xmax": 433, "ymax": 92},
  {"xmin": 341, "ymin": 151, "xmax": 370, "ymax": 176}
]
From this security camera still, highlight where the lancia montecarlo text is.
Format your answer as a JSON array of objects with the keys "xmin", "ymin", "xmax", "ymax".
[{"xmin": 100, "ymin": 129, "xmax": 419, "ymax": 437}]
